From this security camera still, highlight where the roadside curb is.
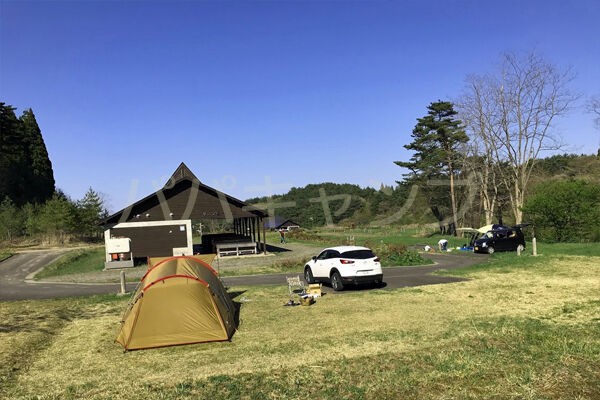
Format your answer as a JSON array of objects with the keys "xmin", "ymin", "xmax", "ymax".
[
  {"xmin": 25, "ymin": 267, "xmax": 46, "ymax": 281},
  {"xmin": 22, "ymin": 248, "xmax": 85, "ymax": 282},
  {"xmin": 0, "ymin": 253, "xmax": 14, "ymax": 263},
  {"xmin": 23, "ymin": 278, "xmax": 133, "ymax": 286}
]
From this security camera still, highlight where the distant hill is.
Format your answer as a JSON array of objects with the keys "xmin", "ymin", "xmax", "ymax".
[
  {"xmin": 246, "ymin": 153, "xmax": 600, "ymax": 229},
  {"xmin": 246, "ymin": 182, "xmax": 376, "ymax": 228},
  {"xmin": 530, "ymin": 154, "xmax": 600, "ymax": 184}
]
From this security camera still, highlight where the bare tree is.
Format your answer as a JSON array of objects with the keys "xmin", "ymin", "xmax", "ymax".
[
  {"xmin": 586, "ymin": 96, "xmax": 600, "ymax": 155},
  {"xmin": 458, "ymin": 75, "xmax": 502, "ymax": 225},
  {"xmin": 587, "ymin": 95, "xmax": 600, "ymax": 129},
  {"xmin": 459, "ymin": 51, "xmax": 578, "ymax": 224}
]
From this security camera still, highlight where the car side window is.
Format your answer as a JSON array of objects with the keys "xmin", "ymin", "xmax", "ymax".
[
  {"xmin": 328, "ymin": 251, "xmax": 340, "ymax": 259},
  {"xmin": 316, "ymin": 251, "xmax": 328, "ymax": 260}
]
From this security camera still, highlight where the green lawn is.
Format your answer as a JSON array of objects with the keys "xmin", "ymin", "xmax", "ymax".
[
  {"xmin": 443, "ymin": 242, "xmax": 600, "ymax": 277},
  {"xmin": 37, "ymin": 230, "xmax": 434, "ymax": 281},
  {"xmin": 0, "ymin": 250, "xmax": 12, "ymax": 262},
  {"xmin": 303, "ymin": 226, "xmax": 477, "ymax": 251},
  {"xmin": 1, "ymin": 242, "xmax": 599, "ymax": 399},
  {"xmin": 34, "ymin": 247, "xmax": 106, "ymax": 279}
]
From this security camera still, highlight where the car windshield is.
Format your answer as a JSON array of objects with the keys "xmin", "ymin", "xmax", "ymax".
[{"xmin": 340, "ymin": 249, "xmax": 375, "ymax": 259}]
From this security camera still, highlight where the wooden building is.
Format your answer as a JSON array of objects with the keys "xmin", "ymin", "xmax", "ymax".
[
  {"xmin": 264, "ymin": 216, "xmax": 301, "ymax": 231},
  {"xmin": 102, "ymin": 163, "xmax": 266, "ymax": 268}
]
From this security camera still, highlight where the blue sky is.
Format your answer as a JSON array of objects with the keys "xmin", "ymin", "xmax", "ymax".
[{"xmin": 1, "ymin": 0, "xmax": 599, "ymax": 212}]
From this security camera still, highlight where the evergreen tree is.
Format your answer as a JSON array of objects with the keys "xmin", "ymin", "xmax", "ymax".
[
  {"xmin": 396, "ymin": 101, "xmax": 468, "ymax": 234},
  {"xmin": 37, "ymin": 192, "xmax": 76, "ymax": 244},
  {"xmin": 20, "ymin": 109, "xmax": 55, "ymax": 203},
  {"xmin": 0, "ymin": 103, "xmax": 55, "ymax": 205},
  {"xmin": 0, "ymin": 197, "xmax": 23, "ymax": 242},
  {"xmin": 75, "ymin": 187, "xmax": 108, "ymax": 239},
  {"xmin": 0, "ymin": 103, "xmax": 27, "ymax": 204},
  {"xmin": 21, "ymin": 202, "xmax": 40, "ymax": 237}
]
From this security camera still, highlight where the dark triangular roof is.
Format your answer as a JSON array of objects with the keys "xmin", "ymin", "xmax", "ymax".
[
  {"xmin": 102, "ymin": 163, "xmax": 265, "ymax": 225},
  {"xmin": 264, "ymin": 217, "xmax": 301, "ymax": 229},
  {"xmin": 164, "ymin": 162, "xmax": 200, "ymax": 188}
]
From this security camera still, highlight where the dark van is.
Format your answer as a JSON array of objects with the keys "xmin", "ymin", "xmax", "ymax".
[{"xmin": 473, "ymin": 225, "xmax": 526, "ymax": 254}]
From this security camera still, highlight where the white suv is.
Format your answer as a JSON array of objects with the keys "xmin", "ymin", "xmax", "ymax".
[{"xmin": 303, "ymin": 246, "xmax": 383, "ymax": 291}]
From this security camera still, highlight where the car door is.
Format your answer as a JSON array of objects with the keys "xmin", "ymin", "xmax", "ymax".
[
  {"xmin": 497, "ymin": 230, "xmax": 516, "ymax": 251},
  {"xmin": 493, "ymin": 231, "xmax": 507, "ymax": 251},
  {"xmin": 312, "ymin": 250, "xmax": 332, "ymax": 279},
  {"xmin": 326, "ymin": 250, "xmax": 340, "ymax": 277},
  {"xmin": 504, "ymin": 229, "xmax": 521, "ymax": 251}
]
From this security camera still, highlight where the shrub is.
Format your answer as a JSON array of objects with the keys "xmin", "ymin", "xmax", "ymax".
[
  {"xmin": 365, "ymin": 241, "xmax": 430, "ymax": 266},
  {"xmin": 286, "ymin": 229, "xmax": 327, "ymax": 243},
  {"xmin": 523, "ymin": 180, "xmax": 600, "ymax": 242}
]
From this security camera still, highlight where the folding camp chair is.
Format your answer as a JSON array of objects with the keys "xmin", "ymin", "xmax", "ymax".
[{"xmin": 286, "ymin": 275, "xmax": 306, "ymax": 300}]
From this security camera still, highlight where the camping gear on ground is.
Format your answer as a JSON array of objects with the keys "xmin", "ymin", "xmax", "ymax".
[
  {"xmin": 285, "ymin": 276, "xmax": 318, "ymax": 306},
  {"xmin": 116, "ymin": 256, "xmax": 236, "ymax": 351},
  {"xmin": 286, "ymin": 275, "xmax": 306, "ymax": 300},
  {"xmin": 299, "ymin": 295, "xmax": 315, "ymax": 306},
  {"xmin": 306, "ymin": 283, "xmax": 322, "ymax": 297}
]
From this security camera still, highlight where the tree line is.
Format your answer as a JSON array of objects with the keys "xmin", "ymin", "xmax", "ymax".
[
  {"xmin": 3, "ymin": 50, "xmax": 599, "ymax": 245},
  {"xmin": 248, "ymin": 52, "xmax": 600, "ymax": 242},
  {"xmin": 0, "ymin": 188, "xmax": 109, "ymax": 244},
  {"xmin": 0, "ymin": 103, "xmax": 55, "ymax": 205},
  {"xmin": 394, "ymin": 51, "xmax": 600, "ymax": 240},
  {"xmin": 0, "ymin": 102, "xmax": 108, "ymax": 245},
  {"xmin": 247, "ymin": 153, "xmax": 600, "ymax": 242}
]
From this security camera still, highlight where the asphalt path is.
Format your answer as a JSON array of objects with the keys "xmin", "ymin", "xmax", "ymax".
[
  {"xmin": 0, "ymin": 249, "xmax": 486, "ymax": 301},
  {"xmin": 0, "ymin": 250, "xmax": 138, "ymax": 301},
  {"xmin": 222, "ymin": 252, "xmax": 483, "ymax": 295}
]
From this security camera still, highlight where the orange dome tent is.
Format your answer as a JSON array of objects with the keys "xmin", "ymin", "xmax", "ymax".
[{"xmin": 116, "ymin": 256, "xmax": 236, "ymax": 351}]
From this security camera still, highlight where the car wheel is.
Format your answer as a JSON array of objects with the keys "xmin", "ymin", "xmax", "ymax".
[
  {"xmin": 304, "ymin": 266, "xmax": 315, "ymax": 284},
  {"xmin": 487, "ymin": 246, "xmax": 495, "ymax": 254},
  {"xmin": 517, "ymin": 244, "xmax": 525, "ymax": 253},
  {"xmin": 331, "ymin": 271, "xmax": 344, "ymax": 291}
]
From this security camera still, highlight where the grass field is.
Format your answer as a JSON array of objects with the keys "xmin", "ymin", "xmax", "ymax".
[
  {"xmin": 0, "ymin": 250, "xmax": 12, "ymax": 262},
  {"xmin": 1, "ymin": 240, "xmax": 599, "ymax": 399},
  {"xmin": 34, "ymin": 247, "xmax": 105, "ymax": 280},
  {"xmin": 32, "ymin": 229, "xmax": 432, "ymax": 283}
]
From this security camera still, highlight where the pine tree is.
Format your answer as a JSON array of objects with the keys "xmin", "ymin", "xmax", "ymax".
[
  {"xmin": 396, "ymin": 101, "xmax": 469, "ymax": 234},
  {"xmin": 76, "ymin": 187, "xmax": 108, "ymax": 239},
  {"xmin": 0, "ymin": 103, "xmax": 27, "ymax": 204},
  {"xmin": 0, "ymin": 196, "xmax": 23, "ymax": 242},
  {"xmin": 20, "ymin": 109, "xmax": 55, "ymax": 203},
  {"xmin": 0, "ymin": 103, "xmax": 55, "ymax": 205},
  {"xmin": 37, "ymin": 192, "xmax": 76, "ymax": 244}
]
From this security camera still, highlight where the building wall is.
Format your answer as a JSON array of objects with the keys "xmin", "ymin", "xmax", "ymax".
[{"xmin": 105, "ymin": 220, "xmax": 193, "ymax": 261}]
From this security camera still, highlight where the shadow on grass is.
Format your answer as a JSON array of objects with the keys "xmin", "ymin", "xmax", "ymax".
[
  {"xmin": 320, "ymin": 281, "xmax": 388, "ymax": 293},
  {"xmin": 265, "ymin": 244, "xmax": 293, "ymax": 253},
  {"xmin": 227, "ymin": 290, "xmax": 247, "ymax": 332}
]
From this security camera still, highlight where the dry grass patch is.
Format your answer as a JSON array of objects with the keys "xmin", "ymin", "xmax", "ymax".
[{"xmin": 1, "ymin": 255, "xmax": 599, "ymax": 399}]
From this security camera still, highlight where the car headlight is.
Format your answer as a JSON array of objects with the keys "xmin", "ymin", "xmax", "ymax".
[{"xmin": 482, "ymin": 243, "xmax": 487, "ymax": 247}]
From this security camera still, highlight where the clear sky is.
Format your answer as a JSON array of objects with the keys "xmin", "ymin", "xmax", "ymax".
[{"xmin": 1, "ymin": 0, "xmax": 599, "ymax": 213}]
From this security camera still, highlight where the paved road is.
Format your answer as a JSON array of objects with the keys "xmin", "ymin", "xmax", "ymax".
[
  {"xmin": 222, "ymin": 252, "xmax": 483, "ymax": 295},
  {"xmin": 0, "ymin": 250, "xmax": 485, "ymax": 301},
  {"xmin": 0, "ymin": 250, "xmax": 137, "ymax": 301}
]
